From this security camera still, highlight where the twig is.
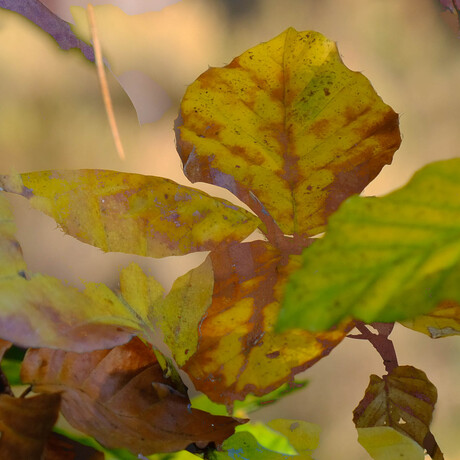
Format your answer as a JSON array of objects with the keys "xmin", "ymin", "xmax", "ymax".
[
  {"xmin": 348, "ymin": 321, "xmax": 398, "ymax": 374},
  {"xmin": 87, "ymin": 4, "xmax": 126, "ymax": 160}
]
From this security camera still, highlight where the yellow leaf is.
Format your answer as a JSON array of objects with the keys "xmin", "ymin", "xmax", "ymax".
[
  {"xmin": 176, "ymin": 27, "xmax": 400, "ymax": 238},
  {"xmin": 357, "ymin": 427, "xmax": 424, "ymax": 460},
  {"xmin": 0, "ymin": 170, "xmax": 260, "ymax": 257}
]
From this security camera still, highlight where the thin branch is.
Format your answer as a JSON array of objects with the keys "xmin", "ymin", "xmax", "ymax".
[
  {"xmin": 87, "ymin": 4, "xmax": 125, "ymax": 160},
  {"xmin": 348, "ymin": 321, "xmax": 398, "ymax": 374}
]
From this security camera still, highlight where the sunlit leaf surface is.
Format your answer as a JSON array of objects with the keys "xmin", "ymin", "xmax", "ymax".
[
  {"xmin": 0, "ymin": 170, "xmax": 260, "ymax": 257},
  {"xmin": 175, "ymin": 27, "xmax": 400, "ymax": 239},
  {"xmin": 0, "ymin": 393, "xmax": 61, "ymax": 459},
  {"xmin": 179, "ymin": 241, "xmax": 350, "ymax": 405},
  {"xmin": 280, "ymin": 159, "xmax": 460, "ymax": 331},
  {"xmin": 400, "ymin": 300, "xmax": 460, "ymax": 338},
  {"xmin": 21, "ymin": 337, "xmax": 241, "ymax": 455},
  {"xmin": 353, "ymin": 365, "xmax": 442, "ymax": 456}
]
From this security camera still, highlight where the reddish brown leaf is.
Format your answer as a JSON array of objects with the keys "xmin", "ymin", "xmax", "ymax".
[
  {"xmin": 0, "ymin": 393, "xmax": 61, "ymax": 459},
  {"xmin": 44, "ymin": 432, "xmax": 104, "ymax": 460},
  {"xmin": 180, "ymin": 241, "xmax": 351, "ymax": 405},
  {"xmin": 21, "ymin": 337, "xmax": 241, "ymax": 455}
]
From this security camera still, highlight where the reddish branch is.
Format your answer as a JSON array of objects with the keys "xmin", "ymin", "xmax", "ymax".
[{"xmin": 347, "ymin": 321, "xmax": 398, "ymax": 374}]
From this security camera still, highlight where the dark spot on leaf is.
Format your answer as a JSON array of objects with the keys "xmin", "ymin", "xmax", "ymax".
[
  {"xmin": 266, "ymin": 351, "xmax": 280, "ymax": 359},
  {"xmin": 323, "ymin": 88, "xmax": 330, "ymax": 96}
]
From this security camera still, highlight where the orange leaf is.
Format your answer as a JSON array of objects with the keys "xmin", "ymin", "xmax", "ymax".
[
  {"xmin": 21, "ymin": 337, "xmax": 241, "ymax": 455},
  {"xmin": 180, "ymin": 241, "xmax": 351, "ymax": 405}
]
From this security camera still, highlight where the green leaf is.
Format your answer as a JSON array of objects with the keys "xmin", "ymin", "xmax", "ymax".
[
  {"xmin": 175, "ymin": 27, "xmax": 400, "ymax": 239},
  {"xmin": 353, "ymin": 365, "xmax": 443, "ymax": 458},
  {"xmin": 210, "ymin": 419, "xmax": 320, "ymax": 459},
  {"xmin": 0, "ymin": 170, "xmax": 260, "ymax": 258},
  {"xmin": 279, "ymin": 158, "xmax": 460, "ymax": 332}
]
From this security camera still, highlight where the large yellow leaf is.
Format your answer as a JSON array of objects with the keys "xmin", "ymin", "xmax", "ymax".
[
  {"xmin": 0, "ymin": 170, "xmax": 260, "ymax": 258},
  {"xmin": 21, "ymin": 337, "xmax": 241, "ymax": 455},
  {"xmin": 177, "ymin": 241, "xmax": 350, "ymax": 405},
  {"xmin": 175, "ymin": 27, "xmax": 401, "ymax": 239}
]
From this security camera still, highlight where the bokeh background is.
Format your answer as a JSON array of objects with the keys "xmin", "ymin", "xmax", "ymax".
[{"xmin": 0, "ymin": 0, "xmax": 459, "ymax": 458}]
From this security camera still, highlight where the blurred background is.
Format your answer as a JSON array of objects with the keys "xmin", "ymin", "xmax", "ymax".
[{"xmin": 0, "ymin": 0, "xmax": 459, "ymax": 458}]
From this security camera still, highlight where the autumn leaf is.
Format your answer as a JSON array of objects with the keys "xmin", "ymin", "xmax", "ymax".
[
  {"xmin": 0, "ymin": 170, "xmax": 260, "ymax": 258},
  {"xmin": 400, "ymin": 300, "xmax": 460, "ymax": 338},
  {"xmin": 353, "ymin": 365, "xmax": 443, "ymax": 459},
  {"xmin": 0, "ymin": 392, "xmax": 61, "ymax": 459},
  {"xmin": 0, "ymin": 193, "xmax": 137, "ymax": 351},
  {"xmin": 279, "ymin": 158, "xmax": 460, "ymax": 332},
  {"xmin": 175, "ymin": 27, "xmax": 401, "ymax": 242},
  {"xmin": 176, "ymin": 241, "xmax": 350, "ymax": 405},
  {"xmin": 44, "ymin": 432, "xmax": 104, "ymax": 460},
  {"xmin": 21, "ymin": 337, "xmax": 241, "ymax": 455}
]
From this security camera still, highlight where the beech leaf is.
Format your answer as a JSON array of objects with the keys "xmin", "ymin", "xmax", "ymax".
[
  {"xmin": 400, "ymin": 300, "xmax": 460, "ymax": 338},
  {"xmin": 44, "ymin": 432, "xmax": 104, "ymax": 460},
  {"xmin": 178, "ymin": 241, "xmax": 350, "ymax": 405},
  {"xmin": 353, "ymin": 365, "xmax": 443, "ymax": 457},
  {"xmin": 21, "ymin": 337, "xmax": 241, "ymax": 455},
  {"xmin": 0, "ymin": 194, "xmax": 136, "ymax": 351},
  {"xmin": 0, "ymin": 170, "xmax": 260, "ymax": 258},
  {"xmin": 175, "ymin": 27, "xmax": 401, "ymax": 238},
  {"xmin": 0, "ymin": 393, "xmax": 61, "ymax": 459},
  {"xmin": 356, "ymin": 427, "xmax": 424, "ymax": 460},
  {"xmin": 280, "ymin": 158, "xmax": 460, "ymax": 332}
]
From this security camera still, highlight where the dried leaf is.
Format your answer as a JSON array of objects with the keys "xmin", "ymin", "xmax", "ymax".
[
  {"xmin": 0, "ymin": 170, "xmax": 260, "ymax": 257},
  {"xmin": 0, "ymin": 393, "xmax": 61, "ymax": 459},
  {"xmin": 400, "ymin": 300, "xmax": 460, "ymax": 338},
  {"xmin": 44, "ymin": 432, "xmax": 104, "ymax": 460},
  {"xmin": 280, "ymin": 158, "xmax": 460, "ymax": 332},
  {"xmin": 21, "ymin": 337, "xmax": 241, "ymax": 455},
  {"xmin": 353, "ymin": 366, "xmax": 443, "ymax": 457},
  {"xmin": 179, "ymin": 241, "xmax": 349, "ymax": 405},
  {"xmin": 175, "ymin": 27, "xmax": 400, "ymax": 239}
]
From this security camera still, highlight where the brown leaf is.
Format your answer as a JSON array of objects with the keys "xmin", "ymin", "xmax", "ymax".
[
  {"xmin": 353, "ymin": 365, "xmax": 444, "ymax": 458},
  {"xmin": 44, "ymin": 432, "xmax": 104, "ymax": 460},
  {"xmin": 21, "ymin": 337, "xmax": 241, "ymax": 455},
  {"xmin": 180, "ymin": 241, "xmax": 350, "ymax": 405},
  {"xmin": 0, "ymin": 393, "xmax": 61, "ymax": 459}
]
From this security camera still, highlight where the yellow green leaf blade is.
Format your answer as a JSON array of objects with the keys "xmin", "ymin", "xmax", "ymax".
[
  {"xmin": 357, "ymin": 427, "xmax": 425, "ymax": 460},
  {"xmin": 279, "ymin": 158, "xmax": 460, "ymax": 332},
  {"xmin": 353, "ymin": 365, "xmax": 444, "ymax": 458},
  {"xmin": 0, "ymin": 169, "xmax": 260, "ymax": 258},
  {"xmin": 175, "ymin": 27, "xmax": 400, "ymax": 237}
]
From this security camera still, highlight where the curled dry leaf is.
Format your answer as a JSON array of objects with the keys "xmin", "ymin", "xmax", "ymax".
[
  {"xmin": 175, "ymin": 27, "xmax": 401, "ymax": 240},
  {"xmin": 0, "ymin": 392, "xmax": 61, "ymax": 460},
  {"xmin": 177, "ymin": 241, "xmax": 350, "ymax": 405},
  {"xmin": 0, "ymin": 170, "xmax": 260, "ymax": 258},
  {"xmin": 353, "ymin": 365, "xmax": 443, "ymax": 459},
  {"xmin": 21, "ymin": 337, "xmax": 241, "ymax": 455}
]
